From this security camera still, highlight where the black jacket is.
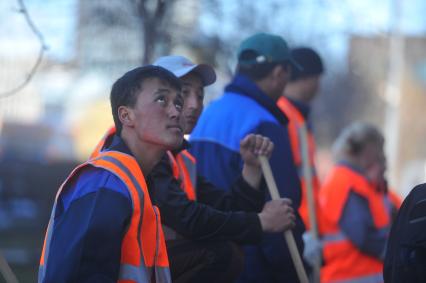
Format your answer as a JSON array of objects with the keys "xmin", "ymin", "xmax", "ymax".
[
  {"xmin": 149, "ymin": 145, "xmax": 265, "ymax": 244},
  {"xmin": 384, "ymin": 183, "xmax": 426, "ymax": 283}
]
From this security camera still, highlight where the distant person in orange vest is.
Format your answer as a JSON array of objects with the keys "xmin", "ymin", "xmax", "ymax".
[
  {"xmin": 91, "ymin": 56, "xmax": 297, "ymax": 283},
  {"xmin": 39, "ymin": 66, "xmax": 184, "ymax": 283},
  {"xmin": 319, "ymin": 122, "xmax": 399, "ymax": 283},
  {"xmin": 277, "ymin": 47, "xmax": 325, "ymax": 268}
]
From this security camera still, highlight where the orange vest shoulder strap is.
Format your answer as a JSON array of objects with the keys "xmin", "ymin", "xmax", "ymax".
[
  {"xmin": 180, "ymin": 150, "xmax": 196, "ymax": 163},
  {"xmin": 277, "ymin": 96, "xmax": 305, "ymax": 124},
  {"xmin": 176, "ymin": 150, "xmax": 197, "ymax": 200},
  {"xmin": 167, "ymin": 150, "xmax": 197, "ymax": 201},
  {"xmin": 90, "ymin": 126, "xmax": 116, "ymax": 159},
  {"xmin": 166, "ymin": 151, "xmax": 180, "ymax": 179},
  {"xmin": 277, "ymin": 96, "xmax": 308, "ymax": 166},
  {"xmin": 320, "ymin": 166, "xmax": 354, "ymax": 224}
]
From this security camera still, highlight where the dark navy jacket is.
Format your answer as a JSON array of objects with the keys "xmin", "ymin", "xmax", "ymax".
[
  {"xmin": 150, "ymin": 142, "xmax": 264, "ymax": 244},
  {"xmin": 190, "ymin": 74, "xmax": 306, "ymax": 282}
]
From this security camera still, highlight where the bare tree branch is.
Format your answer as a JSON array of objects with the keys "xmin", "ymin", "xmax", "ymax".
[
  {"xmin": 134, "ymin": 0, "xmax": 170, "ymax": 64},
  {"xmin": 0, "ymin": 0, "xmax": 48, "ymax": 99}
]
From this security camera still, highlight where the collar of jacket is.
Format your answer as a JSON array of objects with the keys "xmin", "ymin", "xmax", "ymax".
[
  {"xmin": 108, "ymin": 134, "xmax": 133, "ymax": 155},
  {"xmin": 171, "ymin": 139, "xmax": 190, "ymax": 156},
  {"xmin": 286, "ymin": 96, "xmax": 314, "ymax": 130},
  {"xmin": 286, "ymin": 96, "xmax": 311, "ymax": 120},
  {"xmin": 337, "ymin": 160, "xmax": 368, "ymax": 178},
  {"xmin": 225, "ymin": 74, "xmax": 288, "ymax": 125}
]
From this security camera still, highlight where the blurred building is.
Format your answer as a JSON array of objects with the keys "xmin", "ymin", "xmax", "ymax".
[{"xmin": 349, "ymin": 35, "xmax": 426, "ymax": 196}]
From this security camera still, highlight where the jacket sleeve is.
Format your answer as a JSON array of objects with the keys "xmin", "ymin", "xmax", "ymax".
[
  {"xmin": 339, "ymin": 190, "xmax": 388, "ymax": 260},
  {"xmin": 150, "ymin": 156, "xmax": 263, "ymax": 244},
  {"xmin": 42, "ymin": 169, "xmax": 131, "ymax": 283},
  {"xmin": 196, "ymin": 174, "xmax": 265, "ymax": 212}
]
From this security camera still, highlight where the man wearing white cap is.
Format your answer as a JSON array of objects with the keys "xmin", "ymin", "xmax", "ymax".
[{"xmin": 90, "ymin": 56, "xmax": 296, "ymax": 283}]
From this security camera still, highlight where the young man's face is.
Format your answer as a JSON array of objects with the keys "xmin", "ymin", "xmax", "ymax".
[
  {"xmin": 129, "ymin": 77, "xmax": 184, "ymax": 150},
  {"xmin": 180, "ymin": 73, "xmax": 204, "ymax": 134}
]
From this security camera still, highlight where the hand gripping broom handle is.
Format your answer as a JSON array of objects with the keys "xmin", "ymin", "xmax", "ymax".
[{"xmin": 258, "ymin": 155, "xmax": 309, "ymax": 283}]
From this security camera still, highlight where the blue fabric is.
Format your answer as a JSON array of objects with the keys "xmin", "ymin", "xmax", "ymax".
[
  {"xmin": 337, "ymin": 162, "xmax": 388, "ymax": 259},
  {"xmin": 60, "ymin": 167, "xmax": 130, "ymax": 212},
  {"xmin": 340, "ymin": 190, "xmax": 388, "ymax": 260},
  {"xmin": 42, "ymin": 139, "xmax": 133, "ymax": 283},
  {"xmin": 190, "ymin": 74, "xmax": 305, "ymax": 282}
]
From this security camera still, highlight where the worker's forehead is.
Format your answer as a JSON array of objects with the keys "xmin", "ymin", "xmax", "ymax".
[{"xmin": 138, "ymin": 77, "xmax": 180, "ymax": 93}]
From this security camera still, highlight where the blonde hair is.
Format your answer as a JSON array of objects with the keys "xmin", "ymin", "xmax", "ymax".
[{"xmin": 332, "ymin": 122, "xmax": 384, "ymax": 162}]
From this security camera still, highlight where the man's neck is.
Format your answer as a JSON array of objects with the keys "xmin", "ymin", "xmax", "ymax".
[
  {"xmin": 121, "ymin": 131, "xmax": 165, "ymax": 175},
  {"xmin": 255, "ymin": 79, "xmax": 279, "ymax": 102},
  {"xmin": 284, "ymin": 83, "xmax": 308, "ymax": 104}
]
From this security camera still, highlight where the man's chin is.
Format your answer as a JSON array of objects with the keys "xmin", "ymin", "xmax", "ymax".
[
  {"xmin": 167, "ymin": 138, "xmax": 184, "ymax": 150},
  {"xmin": 184, "ymin": 123, "xmax": 196, "ymax": 134}
]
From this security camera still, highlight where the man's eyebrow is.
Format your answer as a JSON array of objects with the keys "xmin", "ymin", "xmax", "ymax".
[
  {"xmin": 182, "ymin": 81, "xmax": 203, "ymax": 90},
  {"xmin": 154, "ymin": 88, "xmax": 172, "ymax": 94}
]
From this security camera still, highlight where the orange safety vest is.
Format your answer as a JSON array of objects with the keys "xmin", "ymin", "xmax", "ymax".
[
  {"xmin": 318, "ymin": 165, "xmax": 390, "ymax": 283},
  {"xmin": 39, "ymin": 151, "xmax": 171, "ymax": 283},
  {"xmin": 277, "ymin": 96, "xmax": 321, "ymax": 231},
  {"xmin": 161, "ymin": 149, "xmax": 197, "ymax": 240},
  {"xmin": 166, "ymin": 150, "xmax": 197, "ymax": 201}
]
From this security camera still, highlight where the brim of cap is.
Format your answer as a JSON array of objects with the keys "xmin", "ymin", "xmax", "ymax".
[{"xmin": 174, "ymin": 64, "xmax": 217, "ymax": 86}]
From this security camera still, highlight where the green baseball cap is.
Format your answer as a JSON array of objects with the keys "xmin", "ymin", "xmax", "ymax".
[{"xmin": 237, "ymin": 33, "xmax": 302, "ymax": 70}]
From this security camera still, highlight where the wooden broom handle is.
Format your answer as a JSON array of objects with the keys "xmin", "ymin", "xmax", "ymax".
[{"xmin": 259, "ymin": 156, "xmax": 309, "ymax": 283}]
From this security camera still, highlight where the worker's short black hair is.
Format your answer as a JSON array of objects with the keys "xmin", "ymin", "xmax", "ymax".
[
  {"xmin": 236, "ymin": 50, "xmax": 290, "ymax": 81},
  {"xmin": 290, "ymin": 47, "xmax": 324, "ymax": 81},
  {"xmin": 110, "ymin": 65, "xmax": 181, "ymax": 135}
]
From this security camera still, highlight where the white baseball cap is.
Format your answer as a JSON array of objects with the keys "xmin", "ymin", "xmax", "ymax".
[{"xmin": 153, "ymin": 55, "xmax": 216, "ymax": 86}]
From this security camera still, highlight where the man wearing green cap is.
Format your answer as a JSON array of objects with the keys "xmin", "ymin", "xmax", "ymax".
[{"xmin": 190, "ymin": 33, "xmax": 307, "ymax": 282}]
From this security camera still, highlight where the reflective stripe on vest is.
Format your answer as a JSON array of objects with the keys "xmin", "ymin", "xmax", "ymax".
[
  {"xmin": 39, "ymin": 151, "xmax": 170, "ymax": 283},
  {"xmin": 322, "ymin": 227, "xmax": 389, "ymax": 245},
  {"xmin": 319, "ymin": 165, "xmax": 389, "ymax": 283},
  {"xmin": 167, "ymin": 150, "xmax": 197, "ymax": 200},
  {"xmin": 325, "ymin": 273, "xmax": 383, "ymax": 283},
  {"xmin": 163, "ymin": 150, "xmax": 197, "ymax": 240},
  {"xmin": 277, "ymin": 96, "xmax": 320, "ymax": 230}
]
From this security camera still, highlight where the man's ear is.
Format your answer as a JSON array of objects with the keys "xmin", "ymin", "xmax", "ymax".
[
  {"xmin": 269, "ymin": 65, "xmax": 283, "ymax": 81},
  {"xmin": 118, "ymin": 105, "xmax": 134, "ymax": 128},
  {"xmin": 277, "ymin": 64, "xmax": 291, "ymax": 81}
]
